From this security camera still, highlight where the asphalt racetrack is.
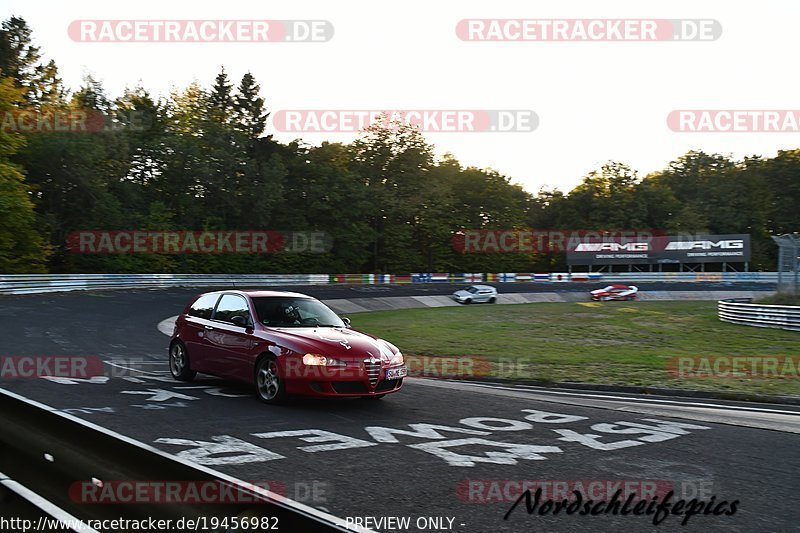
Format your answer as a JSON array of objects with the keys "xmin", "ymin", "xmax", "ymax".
[{"xmin": 1, "ymin": 284, "xmax": 798, "ymax": 533}]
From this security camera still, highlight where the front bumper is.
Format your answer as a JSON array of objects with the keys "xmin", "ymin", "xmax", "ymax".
[
  {"xmin": 294, "ymin": 377, "xmax": 404, "ymax": 397},
  {"xmin": 281, "ymin": 360, "xmax": 407, "ymax": 397}
]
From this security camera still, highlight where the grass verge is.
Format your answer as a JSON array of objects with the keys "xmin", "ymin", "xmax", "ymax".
[
  {"xmin": 753, "ymin": 292, "xmax": 800, "ymax": 306},
  {"xmin": 351, "ymin": 301, "xmax": 800, "ymax": 397}
]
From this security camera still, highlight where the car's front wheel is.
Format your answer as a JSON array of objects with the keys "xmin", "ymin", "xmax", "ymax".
[
  {"xmin": 489, "ymin": 297, "xmax": 496, "ymax": 304},
  {"xmin": 255, "ymin": 356, "xmax": 286, "ymax": 404},
  {"xmin": 464, "ymin": 298, "xmax": 472, "ymax": 304},
  {"xmin": 169, "ymin": 341, "xmax": 196, "ymax": 382}
]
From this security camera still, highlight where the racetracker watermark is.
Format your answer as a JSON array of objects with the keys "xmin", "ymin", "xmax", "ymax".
[
  {"xmin": 458, "ymin": 479, "xmax": 717, "ymax": 503},
  {"xmin": 456, "ymin": 19, "xmax": 721, "ymax": 41},
  {"xmin": 67, "ymin": 231, "xmax": 331, "ymax": 254},
  {"xmin": 68, "ymin": 20, "xmax": 333, "ymax": 42},
  {"xmin": 70, "ymin": 479, "xmax": 329, "ymax": 504},
  {"xmin": 0, "ymin": 109, "xmax": 149, "ymax": 133},
  {"xmin": 668, "ymin": 110, "xmax": 800, "ymax": 132},
  {"xmin": 452, "ymin": 230, "xmax": 665, "ymax": 254},
  {"xmin": 281, "ymin": 355, "xmax": 487, "ymax": 380},
  {"xmin": 271, "ymin": 110, "xmax": 538, "ymax": 133},
  {"xmin": 458, "ymin": 479, "xmax": 673, "ymax": 503},
  {"xmin": 0, "ymin": 356, "xmax": 104, "ymax": 379},
  {"xmin": 668, "ymin": 356, "xmax": 800, "ymax": 378},
  {"xmin": 406, "ymin": 356, "xmax": 491, "ymax": 379}
]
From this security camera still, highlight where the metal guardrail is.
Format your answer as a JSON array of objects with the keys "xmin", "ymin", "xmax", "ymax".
[
  {"xmin": 0, "ymin": 388, "xmax": 371, "ymax": 532},
  {"xmin": 0, "ymin": 272, "xmax": 780, "ymax": 295},
  {"xmin": 600, "ymin": 272, "xmax": 778, "ymax": 282},
  {"xmin": 0, "ymin": 274, "xmax": 331, "ymax": 295},
  {"xmin": 1, "ymin": 471, "xmax": 99, "ymax": 532},
  {"xmin": 718, "ymin": 298, "xmax": 800, "ymax": 332}
]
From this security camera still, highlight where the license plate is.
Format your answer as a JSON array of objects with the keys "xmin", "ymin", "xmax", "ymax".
[{"xmin": 385, "ymin": 367, "xmax": 407, "ymax": 380}]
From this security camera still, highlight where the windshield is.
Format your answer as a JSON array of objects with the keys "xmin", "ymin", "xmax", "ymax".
[
  {"xmin": 252, "ymin": 297, "xmax": 345, "ymax": 327},
  {"xmin": 466, "ymin": 287, "xmax": 479, "ymax": 294}
]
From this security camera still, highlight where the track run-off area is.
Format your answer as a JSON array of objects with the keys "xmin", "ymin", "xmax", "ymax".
[{"xmin": 1, "ymin": 283, "xmax": 798, "ymax": 532}]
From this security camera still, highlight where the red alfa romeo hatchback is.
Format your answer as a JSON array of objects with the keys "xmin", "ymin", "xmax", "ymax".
[{"xmin": 169, "ymin": 290, "xmax": 407, "ymax": 403}]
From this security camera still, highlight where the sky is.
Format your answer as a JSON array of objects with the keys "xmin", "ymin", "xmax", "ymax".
[{"xmin": 4, "ymin": 0, "xmax": 800, "ymax": 193}]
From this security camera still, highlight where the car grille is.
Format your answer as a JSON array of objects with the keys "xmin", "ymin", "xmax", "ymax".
[
  {"xmin": 364, "ymin": 359, "xmax": 381, "ymax": 386},
  {"xmin": 376, "ymin": 378, "xmax": 402, "ymax": 392},
  {"xmin": 331, "ymin": 381, "xmax": 368, "ymax": 394}
]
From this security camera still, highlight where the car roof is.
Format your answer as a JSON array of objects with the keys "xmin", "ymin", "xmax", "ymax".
[
  {"xmin": 469, "ymin": 284, "xmax": 496, "ymax": 290},
  {"xmin": 201, "ymin": 289, "xmax": 313, "ymax": 299}
]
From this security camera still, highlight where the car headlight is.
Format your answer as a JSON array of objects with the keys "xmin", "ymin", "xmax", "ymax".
[
  {"xmin": 389, "ymin": 352, "xmax": 404, "ymax": 366},
  {"xmin": 302, "ymin": 354, "xmax": 346, "ymax": 366}
]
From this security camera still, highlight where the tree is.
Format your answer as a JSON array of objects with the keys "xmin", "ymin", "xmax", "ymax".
[
  {"xmin": 71, "ymin": 74, "xmax": 110, "ymax": 114},
  {"xmin": 0, "ymin": 17, "xmax": 65, "ymax": 107},
  {"xmin": 208, "ymin": 67, "xmax": 234, "ymax": 126},
  {"xmin": 234, "ymin": 72, "xmax": 268, "ymax": 140},
  {"xmin": 0, "ymin": 76, "xmax": 50, "ymax": 272},
  {"xmin": 2, "ymin": 15, "xmax": 798, "ymax": 274},
  {"xmin": 350, "ymin": 116, "xmax": 436, "ymax": 272}
]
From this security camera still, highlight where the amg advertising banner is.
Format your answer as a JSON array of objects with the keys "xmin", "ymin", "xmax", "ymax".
[{"xmin": 566, "ymin": 234, "xmax": 751, "ymax": 265}]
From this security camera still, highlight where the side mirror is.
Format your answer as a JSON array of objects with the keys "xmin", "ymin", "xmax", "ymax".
[
  {"xmin": 231, "ymin": 315, "xmax": 248, "ymax": 328},
  {"xmin": 341, "ymin": 317, "xmax": 351, "ymax": 328}
]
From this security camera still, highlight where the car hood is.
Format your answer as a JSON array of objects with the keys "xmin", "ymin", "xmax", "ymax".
[
  {"xmin": 265, "ymin": 326, "xmax": 398, "ymax": 361},
  {"xmin": 453, "ymin": 290, "xmax": 471, "ymax": 297},
  {"xmin": 590, "ymin": 288, "xmax": 608, "ymax": 295}
]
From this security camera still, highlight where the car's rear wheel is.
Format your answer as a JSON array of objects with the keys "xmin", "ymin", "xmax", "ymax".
[
  {"xmin": 255, "ymin": 356, "xmax": 286, "ymax": 404},
  {"xmin": 169, "ymin": 341, "xmax": 196, "ymax": 382}
]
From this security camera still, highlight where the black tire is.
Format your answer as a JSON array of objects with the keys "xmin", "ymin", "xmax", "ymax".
[
  {"xmin": 489, "ymin": 297, "xmax": 496, "ymax": 304},
  {"xmin": 464, "ymin": 298, "xmax": 472, "ymax": 305},
  {"xmin": 169, "ymin": 340, "xmax": 196, "ymax": 382},
  {"xmin": 255, "ymin": 356, "xmax": 287, "ymax": 404}
]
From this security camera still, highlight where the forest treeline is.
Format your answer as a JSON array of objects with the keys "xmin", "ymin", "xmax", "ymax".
[{"xmin": 0, "ymin": 17, "xmax": 797, "ymax": 274}]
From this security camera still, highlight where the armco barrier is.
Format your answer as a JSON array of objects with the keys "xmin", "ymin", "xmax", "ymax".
[
  {"xmin": 0, "ymin": 472, "xmax": 98, "ymax": 532},
  {"xmin": 0, "ymin": 388, "xmax": 368, "ymax": 532},
  {"xmin": 0, "ymin": 274, "xmax": 330, "ymax": 295},
  {"xmin": 718, "ymin": 298, "xmax": 800, "ymax": 332},
  {"xmin": 0, "ymin": 272, "xmax": 778, "ymax": 295}
]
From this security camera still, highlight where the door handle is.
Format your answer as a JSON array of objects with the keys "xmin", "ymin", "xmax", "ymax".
[{"xmin": 204, "ymin": 325, "xmax": 214, "ymax": 330}]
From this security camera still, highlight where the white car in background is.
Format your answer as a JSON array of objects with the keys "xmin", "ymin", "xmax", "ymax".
[
  {"xmin": 452, "ymin": 284, "xmax": 497, "ymax": 304},
  {"xmin": 590, "ymin": 284, "xmax": 639, "ymax": 301}
]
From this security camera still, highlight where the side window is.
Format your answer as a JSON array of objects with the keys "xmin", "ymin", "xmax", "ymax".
[
  {"xmin": 213, "ymin": 295, "xmax": 250, "ymax": 324},
  {"xmin": 188, "ymin": 294, "xmax": 220, "ymax": 319}
]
